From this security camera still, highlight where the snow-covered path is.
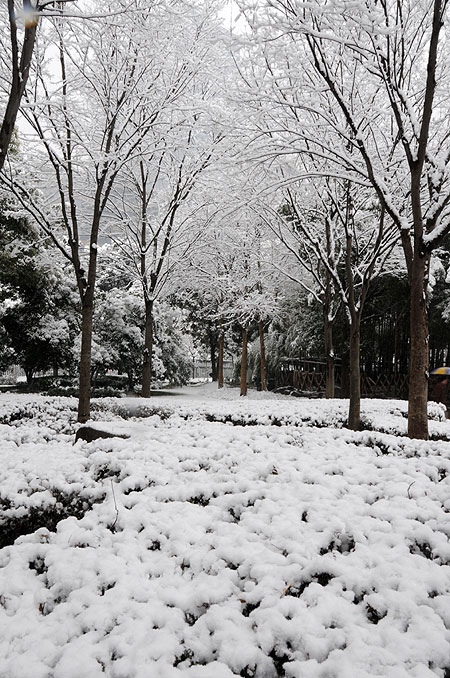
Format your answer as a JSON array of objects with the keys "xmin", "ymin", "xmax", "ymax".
[{"xmin": 1, "ymin": 387, "xmax": 450, "ymax": 677}]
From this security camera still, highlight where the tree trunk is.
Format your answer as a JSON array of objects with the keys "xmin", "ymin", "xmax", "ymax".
[
  {"xmin": 323, "ymin": 215, "xmax": 335, "ymax": 398},
  {"xmin": 127, "ymin": 370, "xmax": 134, "ymax": 393},
  {"xmin": 210, "ymin": 335, "xmax": 218, "ymax": 381},
  {"xmin": 0, "ymin": 8, "xmax": 38, "ymax": 173},
  {"xmin": 90, "ymin": 364, "xmax": 99, "ymax": 395},
  {"xmin": 393, "ymin": 312, "xmax": 399, "ymax": 375},
  {"xmin": 408, "ymin": 253, "xmax": 429, "ymax": 439},
  {"xmin": 258, "ymin": 319, "xmax": 267, "ymax": 391},
  {"xmin": 218, "ymin": 328, "xmax": 224, "ymax": 389},
  {"xmin": 324, "ymin": 314, "xmax": 335, "ymax": 398},
  {"xmin": 141, "ymin": 299, "xmax": 153, "ymax": 398},
  {"xmin": 348, "ymin": 318, "xmax": 361, "ymax": 431},
  {"xmin": 77, "ymin": 301, "xmax": 94, "ymax": 423},
  {"xmin": 240, "ymin": 326, "xmax": 248, "ymax": 397}
]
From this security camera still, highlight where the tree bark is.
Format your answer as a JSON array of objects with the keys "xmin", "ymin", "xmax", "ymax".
[
  {"xmin": 77, "ymin": 301, "xmax": 94, "ymax": 423},
  {"xmin": 393, "ymin": 312, "xmax": 399, "ymax": 376},
  {"xmin": 324, "ymin": 313, "xmax": 335, "ymax": 398},
  {"xmin": 343, "ymin": 210, "xmax": 362, "ymax": 430},
  {"xmin": 323, "ymin": 214, "xmax": 335, "ymax": 398},
  {"xmin": 258, "ymin": 319, "xmax": 267, "ymax": 391},
  {"xmin": 210, "ymin": 334, "xmax": 218, "ymax": 381},
  {"xmin": 348, "ymin": 318, "xmax": 361, "ymax": 430},
  {"xmin": 407, "ymin": 252, "xmax": 429, "ymax": 439},
  {"xmin": 0, "ymin": 4, "xmax": 38, "ymax": 172},
  {"xmin": 141, "ymin": 298, "xmax": 153, "ymax": 398},
  {"xmin": 404, "ymin": 1, "xmax": 442, "ymax": 438},
  {"xmin": 240, "ymin": 326, "xmax": 248, "ymax": 397},
  {"xmin": 218, "ymin": 327, "xmax": 224, "ymax": 389}
]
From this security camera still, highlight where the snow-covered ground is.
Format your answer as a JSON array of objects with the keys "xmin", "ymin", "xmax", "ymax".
[{"xmin": 1, "ymin": 385, "xmax": 450, "ymax": 678}]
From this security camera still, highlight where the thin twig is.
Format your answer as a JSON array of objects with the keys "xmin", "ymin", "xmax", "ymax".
[{"xmin": 111, "ymin": 480, "xmax": 119, "ymax": 530}]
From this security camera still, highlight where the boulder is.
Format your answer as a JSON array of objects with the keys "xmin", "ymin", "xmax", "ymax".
[{"xmin": 74, "ymin": 426, "xmax": 130, "ymax": 444}]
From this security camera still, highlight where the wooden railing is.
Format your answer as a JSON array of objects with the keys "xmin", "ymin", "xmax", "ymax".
[{"xmin": 275, "ymin": 361, "xmax": 409, "ymax": 399}]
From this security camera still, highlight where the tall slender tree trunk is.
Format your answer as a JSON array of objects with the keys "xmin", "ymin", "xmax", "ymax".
[
  {"xmin": 141, "ymin": 299, "xmax": 153, "ymax": 398},
  {"xmin": 393, "ymin": 312, "xmax": 399, "ymax": 375},
  {"xmin": 240, "ymin": 326, "xmax": 248, "ymax": 397},
  {"xmin": 404, "ymin": 0, "xmax": 443, "ymax": 437},
  {"xmin": 218, "ymin": 327, "xmax": 224, "ymax": 389},
  {"xmin": 348, "ymin": 317, "xmax": 361, "ymax": 430},
  {"xmin": 210, "ymin": 335, "xmax": 218, "ymax": 381},
  {"xmin": 0, "ymin": 5, "xmax": 38, "ymax": 173},
  {"xmin": 324, "ymin": 313, "xmax": 335, "ymax": 398},
  {"xmin": 258, "ymin": 319, "xmax": 267, "ymax": 391},
  {"xmin": 127, "ymin": 369, "xmax": 134, "ymax": 393},
  {"xmin": 408, "ymin": 253, "xmax": 429, "ymax": 439},
  {"xmin": 77, "ymin": 301, "xmax": 94, "ymax": 423},
  {"xmin": 343, "ymin": 209, "xmax": 362, "ymax": 430},
  {"xmin": 324, "ymin": 216, "xmax": 335, "ymax": 398},
  {"xmin": 90, "ymin": 365, "xmax": 99, "ymax": 395},
  {"xmin": 75, "ymin": 236, "xmax": 99, "ymax": 423}
]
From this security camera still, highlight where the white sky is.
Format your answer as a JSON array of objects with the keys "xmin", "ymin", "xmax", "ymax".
[{"xmin": 219, "ymin": 0, "xmax": 247, "ymax": 34}]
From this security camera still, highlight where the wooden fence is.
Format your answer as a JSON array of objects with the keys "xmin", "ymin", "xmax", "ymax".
[
  {"xmin": 275, "ymin": 359, "xmax": 409, "ymax": 399},
  {"xmin": 360, "ymin": 373, "xmax": 409, "ymax": 399}
]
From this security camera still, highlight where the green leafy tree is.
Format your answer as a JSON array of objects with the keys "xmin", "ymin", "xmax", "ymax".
[{"xmin": 0, "ymin": 199, "xmax": 78, "ymax": 382}]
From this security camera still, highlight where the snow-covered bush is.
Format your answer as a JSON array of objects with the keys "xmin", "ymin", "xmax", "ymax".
[{"xmin": 1, "ymin": 390, "xmax": 450, "ymax": 677}]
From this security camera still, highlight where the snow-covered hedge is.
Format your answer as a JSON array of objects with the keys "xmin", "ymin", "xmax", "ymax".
[{"xmin": 1, "ymin": 391, "xmax": 450, "ymax": 677}]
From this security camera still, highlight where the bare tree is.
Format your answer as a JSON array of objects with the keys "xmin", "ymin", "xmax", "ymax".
[
  {"xmin": 1, "ymin": 0, "xmax": 191, "ymax": 421},
  {"xmin": 0, "ymin": 1, "xmax": 116, "ymax": 172},
  {"xmin": 183, "ymin": 204, "xmax": 280, "ymax": 394},
  {"xmin": 259, "ymin": 176, "xmax": 396, "ymax": 429},
  {"xmin": 0, "ymin": 1, "xmax": 81, "ymax": 172},
  {"xmin": 215, "ymin": 214, "xmax": 279, "ymax": 396},
  {"xmin": 259, "ymin": 180, "xmax": 343, "ymax": 400},
  {"xmin": 109, "ymin": 114, "xmax": 226, "ymax": 396},
  {"xmin": 239, "ymin": 0, "xmax": 450, "ymax": 438}
]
